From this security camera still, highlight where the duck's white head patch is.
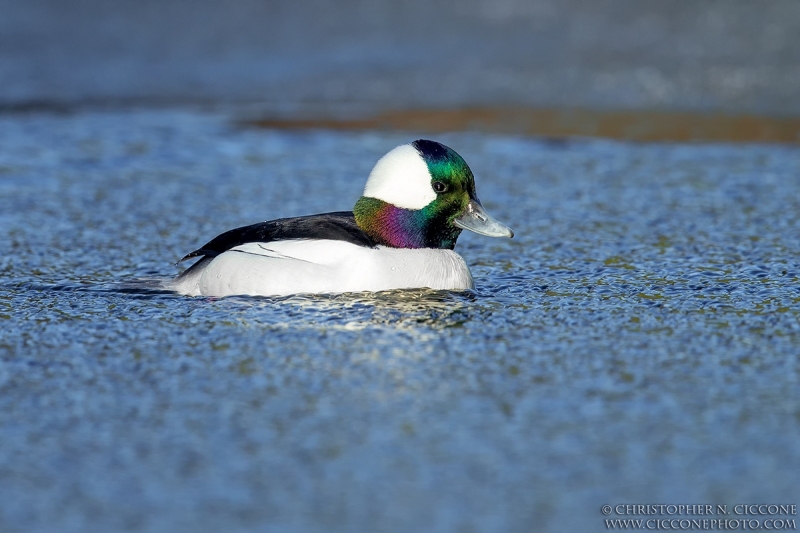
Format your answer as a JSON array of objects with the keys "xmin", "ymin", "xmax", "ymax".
[{"xmin": 362, "ymin": 144, "xmax": 436, "ymax": 210}]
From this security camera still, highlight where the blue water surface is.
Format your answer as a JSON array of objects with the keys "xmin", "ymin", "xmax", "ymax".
[{"xmin": 1, "ymin": 110, "xmax": 799, "ymax": 532}]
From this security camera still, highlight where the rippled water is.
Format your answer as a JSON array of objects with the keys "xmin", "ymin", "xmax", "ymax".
[{"xmin": 1, "ymin": 110, "xmax": 799, "ymax": 533}]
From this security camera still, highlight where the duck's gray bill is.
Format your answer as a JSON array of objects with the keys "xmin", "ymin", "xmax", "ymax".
[{"xmin": 453, "ymin": 199, "xmax": 514, "ymax": 238}]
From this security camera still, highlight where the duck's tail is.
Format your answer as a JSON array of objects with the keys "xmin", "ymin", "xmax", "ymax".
[{"xmin": 164, "ymin": 256, "xmax": 213, "ymax": 296}]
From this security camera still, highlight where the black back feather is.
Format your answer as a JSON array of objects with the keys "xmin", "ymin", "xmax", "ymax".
[{"xmin": 178, "ymin": 211, "xmax": 376, "ymax": 263}]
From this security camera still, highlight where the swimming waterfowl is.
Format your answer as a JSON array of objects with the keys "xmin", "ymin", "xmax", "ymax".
[{"xmin": 168, "ymin": 139, "xmax": 513, "ymax": 297}]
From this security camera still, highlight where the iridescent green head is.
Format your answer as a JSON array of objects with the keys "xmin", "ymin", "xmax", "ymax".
[{"xmin": 353, "ymin": 140, "xmax": 513, "ymax": 249}]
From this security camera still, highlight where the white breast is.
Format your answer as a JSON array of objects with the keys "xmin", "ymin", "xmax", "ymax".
[{"xmin": 167, "ymin": 240, "xmax": 474, "ymax": 297}]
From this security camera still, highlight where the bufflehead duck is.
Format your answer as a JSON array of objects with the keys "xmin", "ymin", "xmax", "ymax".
[{"xmin": 168, "ymin": 139, "xmax": 513, "ymax": 297}]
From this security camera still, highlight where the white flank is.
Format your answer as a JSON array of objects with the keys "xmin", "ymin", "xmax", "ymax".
[
  {"xmin": 362, "ymin": 144, "xmax": 436, "ymax": 210},
  {"xmin": 168, "ymin": 239, "xmax": 474, "ymax": 297}
]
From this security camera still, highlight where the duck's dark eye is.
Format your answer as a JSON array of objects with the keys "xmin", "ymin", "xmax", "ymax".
[{"xmin": 432, "ymin": 181, "xmax": 447, "ymax": 193}]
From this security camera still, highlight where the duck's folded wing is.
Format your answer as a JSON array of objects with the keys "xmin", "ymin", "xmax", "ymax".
[
  {"xmin": 227, "ymin": 239, "xmax": 364, "ymax": 265},
  {"xmin": 178, "ymin": 211, "xmax": 375, "ymax": 263}
]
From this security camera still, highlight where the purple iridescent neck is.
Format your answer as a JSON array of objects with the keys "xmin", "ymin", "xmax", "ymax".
[{"xmin": 353, "ymin": 197, "xmax": 462, "ymax": 250}]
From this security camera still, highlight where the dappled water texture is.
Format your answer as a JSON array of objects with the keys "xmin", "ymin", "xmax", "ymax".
[{"xmin": 1, "ymin": 111, "xmax": 800, "ymax": 533}]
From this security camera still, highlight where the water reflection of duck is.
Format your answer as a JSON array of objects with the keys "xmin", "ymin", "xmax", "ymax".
[{"xmin": 168, "ymin": 140, "xmax": 513, "ymax": 297}]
